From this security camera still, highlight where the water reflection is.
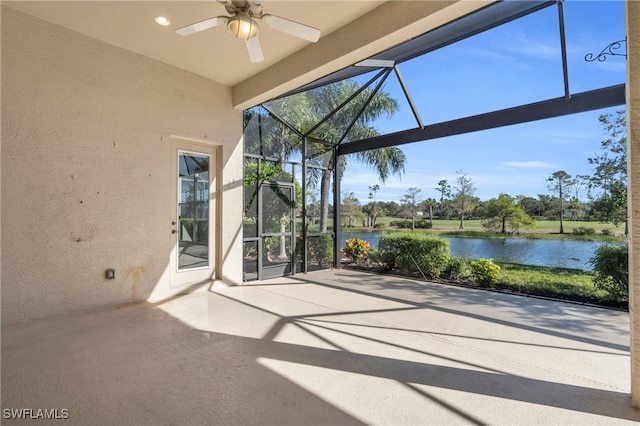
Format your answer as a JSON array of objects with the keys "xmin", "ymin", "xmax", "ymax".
[{"xmin": 342, "ymin": 232, "xmax": 621, "ymax": 271}]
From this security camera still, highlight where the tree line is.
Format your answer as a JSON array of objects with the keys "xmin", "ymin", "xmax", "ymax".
[{"xmin": 340, "ymin": 111, "xmax": 627, "ymax": 234}]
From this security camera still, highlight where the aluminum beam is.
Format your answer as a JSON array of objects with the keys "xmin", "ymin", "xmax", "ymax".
[{"xmin": 337, "ymin": 84, "xmax": 625, "ymax": 156}]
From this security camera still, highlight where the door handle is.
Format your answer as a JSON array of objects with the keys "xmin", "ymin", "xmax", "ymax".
[{"xmin": 172, "ymin": 230, "xmax": 177, "ymax": 234}]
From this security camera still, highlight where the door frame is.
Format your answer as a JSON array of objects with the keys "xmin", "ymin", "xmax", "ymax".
[
  {"xmin": 258, "ymin": 180, "xmax": 296, "ymax": 280},
  {"xmin": 170, "ymin": 136, "xmax": 222, "ymax": 288}
]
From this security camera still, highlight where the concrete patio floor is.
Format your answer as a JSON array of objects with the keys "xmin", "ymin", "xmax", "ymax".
[{"xmin": 2, "ymin": 268, "xmax": 639, "ymax": 425}]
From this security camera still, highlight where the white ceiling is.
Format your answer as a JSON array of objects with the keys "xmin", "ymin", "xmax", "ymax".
[{"xmin": 5, "ymin": 1, "xmax": 385, "ymax": 87}]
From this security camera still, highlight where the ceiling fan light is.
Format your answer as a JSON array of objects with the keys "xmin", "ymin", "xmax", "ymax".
[{"xmin": 227, "ymin": 14, "xmax": 258, "ymax": 40}]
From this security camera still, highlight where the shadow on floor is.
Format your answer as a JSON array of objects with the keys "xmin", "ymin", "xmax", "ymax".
[{"xmin": 2, "ymin": 269, "xmax": 639, "ymax": 424}]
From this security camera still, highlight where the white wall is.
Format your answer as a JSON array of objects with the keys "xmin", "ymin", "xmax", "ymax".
[{"xmin": 1, "ymin": 6, "xmax": 244, "ymax": 324}]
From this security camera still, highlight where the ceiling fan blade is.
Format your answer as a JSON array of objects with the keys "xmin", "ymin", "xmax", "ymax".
[
  {"xmin": 246, "ymin": 37, "xmax": 264, "ymax": 63},
  {"xmin": 262, "ymin": 14, "xmax": 321, "ymax": 43},
  {"xmin": 175, "ymin": 16, "xmax": 228, "ymax": 36}
]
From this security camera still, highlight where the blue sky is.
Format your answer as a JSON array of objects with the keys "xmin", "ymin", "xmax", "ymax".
[{"xmin": 341, "ymin": 0, "xmax": 626, "ymax": 204}]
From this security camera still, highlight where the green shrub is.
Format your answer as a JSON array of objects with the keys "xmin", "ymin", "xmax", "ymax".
[
  {"xmin": 388, "ymin": 219, "xmax": 432, "ymax": 229},
  {"xmin": 415, "ymin": 219, "xmax": 433, "ymax": 229},
  {"xmin": 310, "ymin": 235, "xmax": 334, "ymax": 266},
  {"xmin": 389, "ymin": 220, "xmax": 411, "ymax": 228},
  {"xmin": 378, "ymin": 232, "xmax": 450, "ymax": 278},
  {"xmin": 297, "ymin": 235, "xmax": 334, "ymax": 266},
  {"xmin": 601, "ymin": 228, "xmax": 613, "ymax": 236},
  {"xmin": 470, "ymin": 258, "xmax": 501, "ymax": 286},
  {"xmin": 343, "ymin": 238, "xmax": 371, "ymax": 263},
  {"xmin": 589, "ymin": 244, "xmax": 628, "ymax": 300},
  {"xmin": 443, "ymin": 257, "xmax": 470, "ymax": 280},
  {"xmin": 573, "ymin": 227, "xmax": 596, "ymax": 236}
]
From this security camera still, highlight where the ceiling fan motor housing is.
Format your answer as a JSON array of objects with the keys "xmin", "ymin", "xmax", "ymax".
[{"xmin": 227, "ymin": 10, "xmax": 259, "ymax": 40}]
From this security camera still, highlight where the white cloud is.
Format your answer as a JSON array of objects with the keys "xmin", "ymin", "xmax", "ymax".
[{"xmin": 501, "ymin": 161, "xmax": 555, "ymax": 169}]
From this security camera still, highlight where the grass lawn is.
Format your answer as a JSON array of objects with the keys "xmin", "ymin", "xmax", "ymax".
[
  {"xmin": 375, "ymin": 217, "xmax": 623, "ymax": 233},
  {"xmin": 365, "ymin": 217, "xmax": 627, "ymax": 242},
  {"xmin": 492, "ymin": 262, "xmax": 621, "ymax": 308}
]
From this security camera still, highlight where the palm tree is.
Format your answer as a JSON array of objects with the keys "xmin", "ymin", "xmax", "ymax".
[
  {"xmin": 253, "ymin": 79, "xmax": 406, "ymax": 233},
  {"xmin": 547, "ymin": 170, "xmax": 572, "ymax": 234}
]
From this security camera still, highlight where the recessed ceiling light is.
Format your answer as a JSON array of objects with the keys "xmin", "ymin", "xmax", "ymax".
[{"xmin": 155, "ymin": 16, "xmax": 170, "ymax": 26}]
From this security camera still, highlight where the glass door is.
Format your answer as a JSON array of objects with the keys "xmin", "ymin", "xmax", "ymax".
[{"xmin": 171, "ymin": 140, "xmax": 217, "ymax": 287}]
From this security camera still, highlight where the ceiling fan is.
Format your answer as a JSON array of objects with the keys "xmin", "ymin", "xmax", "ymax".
[{"xmin": 175, "ymin": 0, "xmax": 321, "ymax": 63}]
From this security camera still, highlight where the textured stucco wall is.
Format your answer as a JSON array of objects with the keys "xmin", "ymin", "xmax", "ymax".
[
  {"xmin": 1, "ymin": 6, "xmax": 244, "ymax": 324},
  {"xmin": 627, "ymin": 0, "xmax": 640, "ymax": 407}
]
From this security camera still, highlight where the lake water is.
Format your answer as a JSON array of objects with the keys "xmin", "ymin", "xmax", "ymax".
[{"xmin": 342, "ymin": 231, "xmax": 619, "ymax": 271}]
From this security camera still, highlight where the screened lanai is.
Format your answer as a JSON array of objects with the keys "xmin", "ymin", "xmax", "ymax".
[{"xmin": 242, "ymin": 0, "xmax": 626, "ymax": 281}]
